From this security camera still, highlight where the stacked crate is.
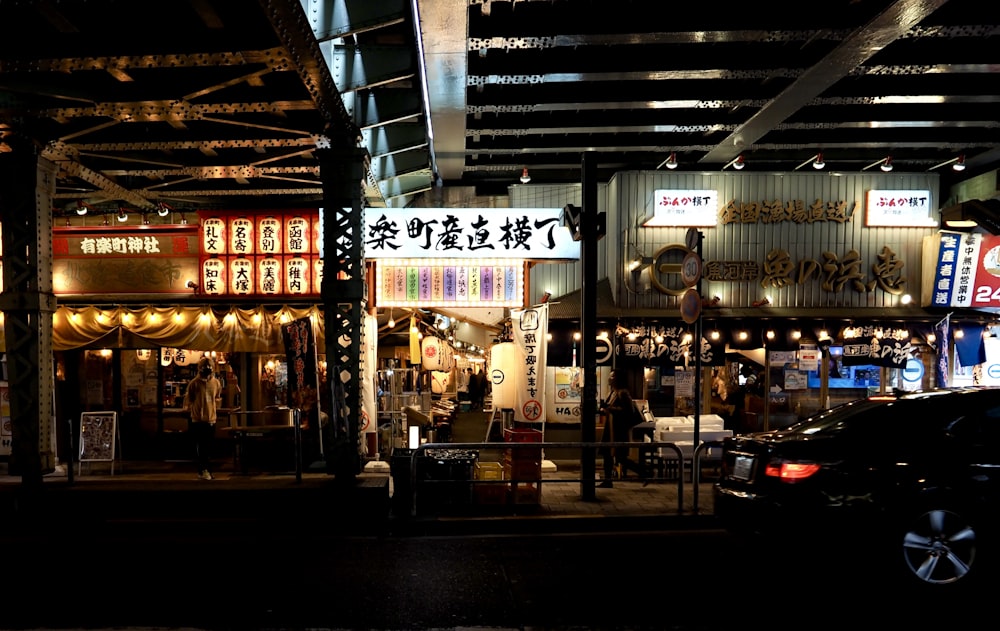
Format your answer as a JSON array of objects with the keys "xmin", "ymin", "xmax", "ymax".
[
  {"xmin": 473, "ymin": 461, "xmax": 506, "ymax": 505},
  {"xmin": 503, "ymin": 427, "xmax": 542, "ymax": 505}
]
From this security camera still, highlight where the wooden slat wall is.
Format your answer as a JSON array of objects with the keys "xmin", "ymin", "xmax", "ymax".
[{"xmin": 516, "ymin": 171, "xmax": 940, "ymax": 313}]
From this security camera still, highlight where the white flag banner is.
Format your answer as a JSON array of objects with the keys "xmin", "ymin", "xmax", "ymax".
[
  {"xmin": 361, "ymin": 313, "xmax": 379, "ymax": 453},
  {"xmin": 510, "ymin": 304, "xmax": 549, "ymax": 423}
]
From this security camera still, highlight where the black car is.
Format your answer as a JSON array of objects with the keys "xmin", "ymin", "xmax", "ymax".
[{"xmin": 714, "ymin": 387, "xmax": 1000, "ymax": 588}]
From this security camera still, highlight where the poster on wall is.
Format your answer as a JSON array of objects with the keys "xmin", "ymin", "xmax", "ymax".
[
  {"xmin": 544, "ymin": 366, "xmax": 584, "ymax": 424},
  {"xmin": 784, "ymin": 370, "xmax": 807, "ymax": 390}
]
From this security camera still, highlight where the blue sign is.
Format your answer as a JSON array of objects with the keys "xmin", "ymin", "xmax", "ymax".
[{"xmin": 903, "ymin": 358, "xmax": 925, "ymax": 383}]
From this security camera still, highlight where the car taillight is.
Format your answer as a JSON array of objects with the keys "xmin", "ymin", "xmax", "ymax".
[{"xmin": 764, "ymin": 460, "xmax": 821, "ymax": 481}]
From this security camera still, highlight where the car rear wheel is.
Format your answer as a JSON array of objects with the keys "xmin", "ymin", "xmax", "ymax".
[{"xmin": 901, "ymin": 508, "xmax": 977, "ymax": 586}]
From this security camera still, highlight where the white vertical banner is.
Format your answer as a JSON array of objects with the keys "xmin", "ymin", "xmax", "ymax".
[
  {"xmin": 362, "ymin": 314, "xmax": 379, "ymax": 453},
  {"xmin": 511, "ymin": 304, "xmax": 549, "ymax": 423}
]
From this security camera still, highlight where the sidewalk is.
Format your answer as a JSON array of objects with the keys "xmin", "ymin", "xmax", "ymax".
[{"xmin": 0, "ymin": 456, "xmax": 720, "ymax": 537}]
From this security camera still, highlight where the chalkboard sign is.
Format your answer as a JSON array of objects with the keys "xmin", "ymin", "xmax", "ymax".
[{"xmin": 79, "ymin": 411, "xmax": 118, "ymax": 472}]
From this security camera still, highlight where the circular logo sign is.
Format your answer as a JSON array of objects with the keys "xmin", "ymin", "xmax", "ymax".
[
  {"xmin": 680, "ymin": 287, "xmax": 702, "ymax": 324},
  {"xmin": 522, "ymin": 399, "xmax": 543, "ymax": 421},
  {"xmin": 903, "ymin": 358, "xmax": 925, "ymax": 383}
]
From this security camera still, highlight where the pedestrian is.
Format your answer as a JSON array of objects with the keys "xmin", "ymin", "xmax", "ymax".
[
  {"xmin": 470, "ymin": 368, "xmax": 485, "ymax": 411},
  {"xmin": 458, "ymin": 367, "xmax": 472, "ymax": 403},
  {"xmin": 184, "ymin": 356, "xmax": 222, "ymax": 480},
  {"xmin": 598, "ymin": 369, "xmax": 644, "ymax": 488}
]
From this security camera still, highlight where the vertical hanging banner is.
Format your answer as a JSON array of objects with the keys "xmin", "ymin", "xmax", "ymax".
[
  {"xmin": 935, "ymin": 314, "xmax": 950, "ymax": 389},
  {"xmin": 361, "ymin": 314, "xmax": 379, "ymax": 451},
  {"xmin": 282, "ymin": 317, "xmax": 321, "ymax": 444},
  {"xmin": 511, "ymin": 304, "xmax": 549, "ymax": 423}
]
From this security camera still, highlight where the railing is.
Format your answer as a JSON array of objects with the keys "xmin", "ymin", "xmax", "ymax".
[{"xmin": 403, "ymin": 440, "xmax": 701, "ymax": 518}]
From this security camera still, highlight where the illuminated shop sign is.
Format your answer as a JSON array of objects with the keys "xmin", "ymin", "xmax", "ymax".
[
  {"xmin": 926, "ymin": 230, "xmax": 1000, "ymax": 309},
  {"xmin": 865, "ymin": 189, "xmax": 935, "ymax": 227},
  {"xmin": 52, "ymin": 225, "xmax": 200, "ymax": 295},
  {"xmin": 199, "ymin": 210, "xmax": 321, "ymax": 297},
  {"xmin": 363, "ymin": 208, "xmax": 578, "ymax": 261},
  {"xmin": 643, "ymin": 190, "xmax": 718, "ymax": 226},
  {"xmin": 375, "ymin": 258, "xmax": 525, "ymax": 308}
]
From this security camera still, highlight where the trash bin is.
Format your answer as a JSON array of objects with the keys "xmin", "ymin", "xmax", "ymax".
[
  {"xmin": 417, "ymin": 448, "xmax": 478, "ymax": 514},
  {"xmin": 390, "ymin": 447, "xmax": 416, "ymax": 518}
]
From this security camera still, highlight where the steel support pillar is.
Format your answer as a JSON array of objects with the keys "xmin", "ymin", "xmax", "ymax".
[
  {"xmin": 579, "ymin": 154, "xmax": 598, "ymax": 501},
  {"xmin": 318, "ymin": 147, "xmax": 368, "ymax": 480},
  {"xmin": 0, "ymin": 134, "xmax": 58, "ymax": 486}
]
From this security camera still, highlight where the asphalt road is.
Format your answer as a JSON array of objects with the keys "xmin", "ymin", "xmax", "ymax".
[{"xmin": 2, "ymin": 521, "xmax": 991, "ymax": 630}]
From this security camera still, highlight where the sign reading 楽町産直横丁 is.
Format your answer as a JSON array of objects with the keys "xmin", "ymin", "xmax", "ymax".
[{"xmin": 363, "ymin": 208, "xmax": 578, "ymax": 261}]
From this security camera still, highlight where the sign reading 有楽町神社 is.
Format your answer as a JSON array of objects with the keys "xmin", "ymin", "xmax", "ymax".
[
  {"xmin": 925, "ymin": 230, "xmax": 1000, "ymax": 309},
  {"xmin": 363, "ymin": 208, "xmax": 578, "ymax": 260}
]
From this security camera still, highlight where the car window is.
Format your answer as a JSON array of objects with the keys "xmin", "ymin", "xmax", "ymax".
[
  {"xmin": 947, "ymin": 403, "xmax": 1000, "ymax": 445},
  {"xmin": 790, "ymin": 399, "xmax": 891, "ymax": 436}
]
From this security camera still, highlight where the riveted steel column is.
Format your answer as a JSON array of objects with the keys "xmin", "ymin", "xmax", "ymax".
[
  {"xmin": 318, "ymin": 147, "xmax": 368, "ymax": 480},
  {"xmin": 0, "ymin": 134, "xmax": 57, "ymax": 486}
]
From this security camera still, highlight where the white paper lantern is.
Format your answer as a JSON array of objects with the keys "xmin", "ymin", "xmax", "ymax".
[
  {"xmin": 490, "ymin": 342, "xmax": 520, "ymax": 409},
  {"xmin": 421, "ymin": 336, "xmax": 446, "ymax": 371}
]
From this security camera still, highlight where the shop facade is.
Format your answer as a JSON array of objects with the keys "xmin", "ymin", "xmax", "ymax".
[{"xmin": 518, "ymin": 169, "xmax": 996, "ymax": 440}]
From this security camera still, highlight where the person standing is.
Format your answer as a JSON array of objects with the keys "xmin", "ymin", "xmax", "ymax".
[
  {"xmin": 184, "ymin": 356, "xmax": 222, "ymax": 480},
  {"xmin": 598, "ymin": 369, "xmax": 643, "ymax": 488}
]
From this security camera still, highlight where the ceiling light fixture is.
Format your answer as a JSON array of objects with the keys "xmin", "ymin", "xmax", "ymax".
[
  {"xmin": 157, "ymin": 201, "xmax": 172, "ymax": 217},
  {"xmin": 794, "ymin": 152, "xmax": 826, "ymax": 171},
  {"xmin": 862, "ymin": 156, "xmax": 893, "ymax": 172},
  {"xmin": 723, "ymin": 154, "xmax": 745, "ymax": 171},
  {"xmin": 519, "ymin": 167, "xmax": 531, "ymax": 184},
  {"xmin": 953, "ymin": 155, "xmax": 966, "ymax": 171},
  {"xmin": 76, "ymin": 200, "xmax": 92, "ymax": 216},
  {"xmin": 117, "ymin": 207, "xmax": 129, "ymax": 222},
  {"xmin": 658, "ymin": 152, "xmax": 679, "ymax": 170},
  {"xmin": 387, "ymin": 309, "xmax": 395, "ymax": 329}
]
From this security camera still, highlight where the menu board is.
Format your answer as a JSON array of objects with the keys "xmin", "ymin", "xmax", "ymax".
[{"xmin": 79, "ymin": 411, "xmax": 117, "ymax": 463}]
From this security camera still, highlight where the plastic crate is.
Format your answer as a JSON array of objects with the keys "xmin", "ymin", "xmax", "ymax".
[
  {"xmin": 504, "ymin": 427, "xmax": 543, "ymax": 442},
  {"xmin": 474, "ymin": 482, "xmax": 509, "ymax": 505},
  {"xmin": 475, "ymin": 461, "xmax": 504, "ymax": 480}
]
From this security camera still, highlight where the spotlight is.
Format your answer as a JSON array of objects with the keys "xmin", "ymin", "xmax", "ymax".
[
  {"xmin": 76, "ymin": 200, "xmax": 91, "ymax": 216},
  {"xmin": 863, "ymin": 156, "xmax": 894, "ymax": 172},
  {"xmin": 794, "ymin": 153, "xmax": 826, "ymax": 171},
  {"xmin": 724, "ymin": 154, "xmax": 745, "ymax": 170},
  {"xmin": 953, "ymin": 155, "xmax": 966, "ymax": 171},
  {"xmin": 659, "ymin": 152, "xmax": 678, "ymax": 170},
  {"xmin": 157, "ymin": 201, "xmax": 172, "ymax": 217},
  {"xmin": 186, "ymin": 280, "xmax": 199, "ymax": 291},
  {"xmin": 117, "ymin": 207, "xmax": 128, "ymax": 222},
  {"xmin": 520, "ymin": 167, "xmax": 531, "ymax": 184}
]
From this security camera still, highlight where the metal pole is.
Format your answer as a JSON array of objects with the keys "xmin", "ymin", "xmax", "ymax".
[{"xmin": 580, "ymin": 153, "xmax": 598, "ymax": 501}]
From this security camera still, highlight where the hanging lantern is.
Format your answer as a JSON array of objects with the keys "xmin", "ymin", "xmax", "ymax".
[
  {"xmin": 422, "ymin": 336, "xmax": 446, "ymax": 371},
  {"xmin": 160, "ymin": 347, "xmax": 175, "ymax": 367},
  {"xmin": 490, "ymin": 342, "xmax": 520, "ymax": 409},
  {"xmin": 136, "ymin": 349, "xmax": 152, "ymax": 362}
]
